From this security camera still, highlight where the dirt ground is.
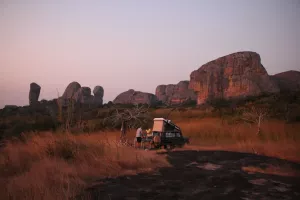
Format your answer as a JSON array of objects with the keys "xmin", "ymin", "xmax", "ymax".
[{"xmin": 78, "ymin": 150, "xmax": 300, "ymax": 200}]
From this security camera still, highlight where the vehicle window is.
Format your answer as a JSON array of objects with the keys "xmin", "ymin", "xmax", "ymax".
[
  {"xmin": 176, "ymin": 132, "xmax": 181, "ymax": 137},
  {"xmin": 152, "ymin": 132, "xmax": 160, "ymax": 136},
  {"xmin": 165, "ymin": 132, "xmax": 176, "ymax": 137},
  {"xmin": 164, "ymin": 122, "xmax": 176, "ymax": 132}
]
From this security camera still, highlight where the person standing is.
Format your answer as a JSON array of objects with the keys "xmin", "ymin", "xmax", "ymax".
[{"xmin": 135, "ymin": 126, "xmax": 142, "ymax": 148}]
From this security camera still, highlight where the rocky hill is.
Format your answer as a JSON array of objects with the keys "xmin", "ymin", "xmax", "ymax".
[
  {"xmin": 113, "ymin": 89, "xmax": 158, "ymax": 106},
  {"xmin": 188, "ymin": 51, "xmax": 280, "ymax": 105},
  {"xmin": 271, "ymin": 70, "xmax": 300, "ymax": 92},
  {"xmin": 155, "ymin": 81, "xmax": 197, "ymax": 105},
  {"xmin": 2, "ymin": 51, "xmax": 300, "ymax": 109}
]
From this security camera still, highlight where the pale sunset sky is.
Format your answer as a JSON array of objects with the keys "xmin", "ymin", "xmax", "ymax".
[{"xmin": 0, "ymin": 0, "xmax": 299, "ymax": 108}]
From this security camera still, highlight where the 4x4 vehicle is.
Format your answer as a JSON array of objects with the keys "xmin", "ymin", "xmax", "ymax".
[{"xmin": 141, "ymin": 118, "xmax": 189, "ymax": 149}]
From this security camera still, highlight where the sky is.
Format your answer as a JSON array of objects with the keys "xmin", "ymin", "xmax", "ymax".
[{"xmin": 0, "ymin": 0, "xmax": 299, "ymax": 108}]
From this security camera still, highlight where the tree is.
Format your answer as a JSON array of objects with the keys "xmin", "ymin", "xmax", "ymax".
[
  {"xmin": 101, "ymin": 103, "xmax": 151, "ymax": 141},
  {"xmin": 241, "ymin": 106, "xmax": 269, "ymax": 135}
]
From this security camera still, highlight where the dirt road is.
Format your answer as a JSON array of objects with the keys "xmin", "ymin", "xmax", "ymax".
[{"xmin": 80, "ymin": 150, "xmax": 300, "ymax": 200}]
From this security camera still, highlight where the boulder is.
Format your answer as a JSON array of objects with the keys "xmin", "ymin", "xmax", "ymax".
[
  {"xmin": 189, "ymin": 51, "xmax": 279, "ymax": 105},
  {"xmin": 271, "ymin": 70, "xmax": 300, "ymax": 92},
  {"xmin": 29, "ymin": 82, "xmax": 41, "ymax": 105},
  {"xmin": 93, "ymin": 86, "xmax": 104, "ymax": 97},
  {"xmin": 155, "ymin": 81, "xmax": 197, "ymax": 105},
  {"xmin": 113, "ymin": 89, "xmax": 158, "ymax": 106},
  {"xmin": 61, "ymin": 81, "xmax": 81, "ymax": 99},
  {"xmin": 58, "ymin": 82, "xmax": 81, "ymax": 107},
  {"xmin": 73, "ymin": 87, "xmax": 93, "ymax": 104},
  {"xmin": 93, "ymin": 86, "xmax": 104, "ymax": 105}
]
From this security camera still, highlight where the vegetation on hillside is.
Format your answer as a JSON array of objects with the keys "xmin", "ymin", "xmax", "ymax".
[{"xmin": 0, "ymin": 91, "xmax": 299, "ymax": 140}]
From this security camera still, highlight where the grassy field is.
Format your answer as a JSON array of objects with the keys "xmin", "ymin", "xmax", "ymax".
[
  {"xmin": 177, "ymin": 118, "xmax": 300, "ymax": 162},
  {"xmin": 0, "ymin": 107, "xmax": 300, "ymax": 200},
  {"xmin": 0, "ymin": 132, "xmax": 169, "ymax": 200}
]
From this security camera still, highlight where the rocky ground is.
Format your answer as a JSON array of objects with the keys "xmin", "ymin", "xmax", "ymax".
[{"xmin": 79, "ymin": 150, "xmax": 300, "ymax": 200}]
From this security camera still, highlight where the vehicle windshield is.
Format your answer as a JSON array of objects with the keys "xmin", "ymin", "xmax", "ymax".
[{"xmin": 164, "ymin": 122, "xmax": 180, "ymax": 132}]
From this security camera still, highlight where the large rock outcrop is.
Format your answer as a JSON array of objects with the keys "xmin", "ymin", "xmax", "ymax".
[
  {"xmin": 271, "ymin": 70, "xmax": 300, "ymax": 92},
  {"xmin": 113, "ymin": 89, "xmax": 158, "ymax": 106},
  {"xmin": 59, "ymin": 82, "xmax": 104, "ymax": 107},
  {"xmin": 189, "ymin": 51, "xmax": 279, "ymax": 105},
  {"xmin": 29, "ymin": 82, "xmax": 41, "ymax": 106},
  {"xmin": 155, "ymin": 81, "xmax": 197, "ymax": 105}
]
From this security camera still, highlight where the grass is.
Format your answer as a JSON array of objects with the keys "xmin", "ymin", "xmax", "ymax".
[
  {"xmin": 0, "ymin": 131, "xmax": 169, "ymax": 200},
  {"xmin": 174, "ymin": 118, "xmax": 300, "ymax": 162},
  {"xmin": 1, "ymin": 107, "xmax": 300, "ymax": 199},
  {"xmin": 176, "ymin": 118, "xmax": 300, "ymax": 142}
]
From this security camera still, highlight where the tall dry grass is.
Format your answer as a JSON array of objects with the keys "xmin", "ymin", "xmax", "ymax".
[
  {"xmin": 176, "ymin": 118, "xmax": 300, "ymax": 162},
  {"xmin": 145, "ymin": 107, "xmax": 300, "ymax": 162},
  {"xmin": 1, "ymin": 106, "xmax": 300, "ymax": 199},
  {"xmin": 152, "ymin": 108, "xmax": 208, "ymax": 120},
  {"xmin": 0, "ymin": 131, "xmax": 169, "ymax": 200}
]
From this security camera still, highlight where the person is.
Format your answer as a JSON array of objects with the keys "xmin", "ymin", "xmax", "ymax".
[
  {"xmin": 146, "ymin": 128, "xmax": 152, "ymax": 137},
  {"xmin": 135, "ymin": 126, "xmax": 143, "ymax": 148}
]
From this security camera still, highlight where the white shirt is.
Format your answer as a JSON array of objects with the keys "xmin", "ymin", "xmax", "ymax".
[{"xmin": 136, "ymin": 127, "xmax": 142, "ymax": 137}]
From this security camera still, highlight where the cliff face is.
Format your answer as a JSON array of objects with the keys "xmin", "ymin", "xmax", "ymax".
[
  {"xmin": 155, "ymin": 81, "xmax": 197, "ymax": 105},
  {"xmin": 189, "ymin": 51, "xmax": 279, "ymax": 104}
]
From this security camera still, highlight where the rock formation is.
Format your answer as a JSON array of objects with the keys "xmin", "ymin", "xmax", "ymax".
[
  {"xmin": 271, "ymin": 70, "xmax": 300, "ymax": 92},
  {"xmin": 73, "ymin": 87, "xmax": 93, "ymax": 104},
  {"xmin": 155, "ymin": 81, "xmax": 197, "ymax": 105},
  {"xmin": 189, "ymin": 51, "xmax": 279, "ymax": 105},
  {"xmin": 61, "ymin": 81, "xmax": 81, "ymax": 99},
  {"xmin": 113, "ymin": 89, "xmax": 158, "ymax": 106},
  {"xmin": 59, "ymin": 82, "xmax": 104, "ymax": 107},
  {"xmin": 29, "ymin": 82, "xmax": 41, "ymax": 106},
  {"xmin": 93, "ymin": 86, "xmax": 104, "ymax": 105}
]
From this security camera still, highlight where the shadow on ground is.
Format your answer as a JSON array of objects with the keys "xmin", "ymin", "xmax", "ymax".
[{"xmin": 78, "ymin": 150, "xmax": 300, "ymax": 200}]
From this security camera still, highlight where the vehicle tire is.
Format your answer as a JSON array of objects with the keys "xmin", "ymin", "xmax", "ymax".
[
  {"xmin": 166, "ymin": 145, "xmax": 173, "ymax": 151},
  {"xmin": 153, "ymin": 135, "xmax": 161, "ymax": 144}
]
